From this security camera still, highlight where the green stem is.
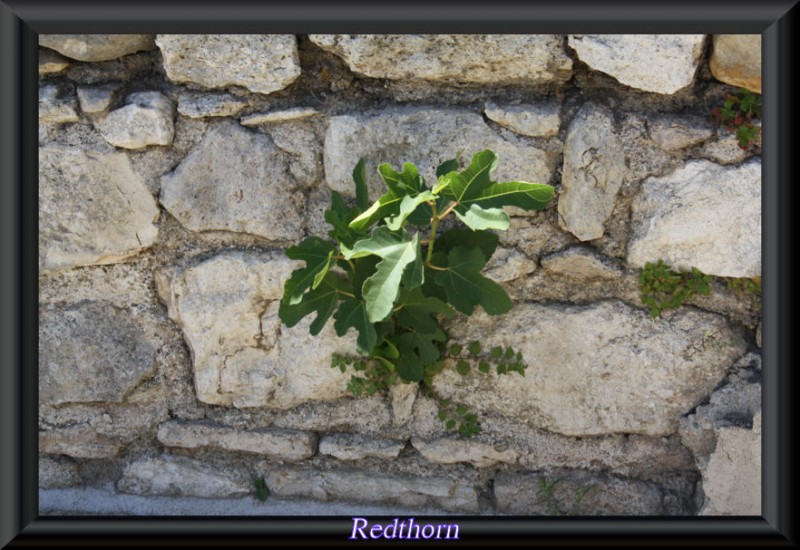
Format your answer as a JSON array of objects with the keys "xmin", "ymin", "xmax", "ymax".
[
  {"xmin": 336, "ymin": 289, "xmax": 356, "ymax": 299},
  {"xmin": 426, "ymin": 201, "xmax": 440, "ymax": 264}
]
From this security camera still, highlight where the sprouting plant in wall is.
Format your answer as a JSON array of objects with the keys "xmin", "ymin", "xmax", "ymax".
[
  {"xmin": 710, "ymin": 88, "xmax": 762, "ymax": 149},
  {"xmin": 279, "ymin": 150, "xmax": 554, "ymax": 437},
  {"xmin": 638, "ymin": 260, "xmax": 712, "ymax": 318},
  {"xmin": 537, "ymin": 475, "xmax": 597, "ymax": 516},
  {"xmin": 253, "ymin": 477, "xmax": 270, "ymax": 502},
  {"xmin": 725, "ymin": 276, "xmax": 762, "ymax": 297}
]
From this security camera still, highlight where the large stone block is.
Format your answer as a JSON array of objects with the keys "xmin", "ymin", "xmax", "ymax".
[
  {"xmin": 433, "ymin": 301, "xmax": 745, "ymax": 437},
  {"xmin": 161, "ymin": 251, "xmax": 357, "ymax": 409},
  {"xmin": 39, "ymin": 34, "xmax": 155, "ymax": 62},
  {"xmin": 156, "ymin": 34, "xmax": 300, "ymax": 95},
  {"xmin": 324, "ymin": 107, "xmax": 556, "ymax": 200},
  {"xmin": 710, "ymin": 35, "xmax": 761, "ymax": 93},
  {"xmin": 94, "ymin": 92, "xmax": 175, "ymax": 149},
  {"xmin": 39, "ymin": 302, "xmax": 157, "ymax": 405},
  {"xmin": 160, "ymin": 120, "xmax": 306, "ymax": 240},
  {"xmin": 39, "ymin": 146, "xmax": 159, "ymax": 269},
  {"xmin": 568, "ymin": 35, "xmax": 706, "ymax": 94},
  {"xmin": 118, "ymin": 455, "xmax": 250, "ymax": 498},
  {"xmin": 628, "ymin": 159, "xmax": 761, "ymax": 278},
  {"xmin": 310, "ymin": 35, "xmax": 572, "ymax": 85}
]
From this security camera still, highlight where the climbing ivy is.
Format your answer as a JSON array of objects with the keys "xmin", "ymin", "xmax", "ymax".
[{"xmin": 280, "ymin": 150, "xmax": 554, "ymax": 436}]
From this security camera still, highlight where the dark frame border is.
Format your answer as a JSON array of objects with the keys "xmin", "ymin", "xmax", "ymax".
[{"xmin": 1, "ymin": 1, "xmax": 796, "ymax": 546}]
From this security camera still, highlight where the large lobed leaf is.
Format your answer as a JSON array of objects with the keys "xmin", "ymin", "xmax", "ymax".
[
  {"xmin": 282, "ymin": 237, "xmax": 337, "ymax": 305},
  {"xmin": 278, "ymin": 272, "xmax": 347, "ymax": 335},
  {"xmin": 343, "ymin": 227, "xmax": 421, "ymax": 323},
  {"xmin": 434, "ymin": 245, "xmax": 512, "ymax": 316},
  {"xmin": 333, "ymin": 297, "xmax": 378, "ymax": 353}
]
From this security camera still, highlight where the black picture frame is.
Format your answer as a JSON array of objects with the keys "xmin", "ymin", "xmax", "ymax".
[{"xmin": 1, "ymin": 1, "xmax": 796, "ymax": 546}]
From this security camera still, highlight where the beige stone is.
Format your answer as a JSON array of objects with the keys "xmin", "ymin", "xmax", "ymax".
[{"xmin": 710, "ymin": 35, "xmax": 761, "ymax": 93}]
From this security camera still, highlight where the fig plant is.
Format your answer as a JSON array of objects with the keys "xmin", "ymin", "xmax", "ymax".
[{"xmin": 278, "ymin": 150, "xmax": 554, "ymax": 436}]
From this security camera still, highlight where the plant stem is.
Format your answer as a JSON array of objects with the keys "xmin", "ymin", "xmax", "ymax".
[
  {"xmin": 426, "ymin": 201, "xmax": 440, "ymax": 264},
  {"xmin": 336, "ymin": 289, "xmax": 356, "ymax": 298}
]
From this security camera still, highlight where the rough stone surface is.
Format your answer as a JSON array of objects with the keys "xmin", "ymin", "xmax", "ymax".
[
  {"xmin": 118, "ymin": 455, "xmax": 250, "ymax": 498},
  {"xmin": 495, "ymin": 471, "xmax": 687, "ymax": 515},
  {"xmin": 77, "ymin": 85, "xmax": 117, "ymax": 114},
  {"xmin": 710, "ymin": 35, "xmax": 762, "ymax": 93},
  {"xmin": 700, "ymin": 134, "xmax": 752, "ymax": 165},
  {"xmin": 699, "ymin": 412, "xmax": 761, "ymax": 516},
  {"xmin": 39, "ymin": 85, "xmax": 79, "ymax": 124},
  {"xmin": 628, "ymin": 159, "xmax": 761, "ymax": 278},
  {"xmin": 157, "ymin": 421, "xmax": 317, "ymax": 461},
  {"xmin": 40, "ymin": 457, "xmax": 82, "ymax": 489},
  {"xmin": 484, "ymin": 100, "xmax": 561, "ymax": 138},
  {"xmin": 568, "ymin": 35, "xmax": 706, "ymax": 94},
  {"xmin": 265, "ymin": 468, "xmax": 479, "ymax": 512},
  {"xmin": 411, "ymin": 437, "xmax": 518, "ymax": 468},
  {"xmin": 756, "ymin": 322, "xmax": 761, "ymax": 348},
  {"xmin": 648, "ymin": 115, "xmax": 715, "ymax": 151},
  {"xmin": 484, "ymin": 247, "xmax": 537, "ymax": 283},
  {"xmin": 319, "ymin": 434, "xmax": 405, "ymax": 461},
  {"xmin": 160, "ymin": 120, "xmax": 306, "ymax": 240},
  {"xmin": 156, "ymin": 34, "xmax": 300, "ymax": 95},
  {"xmin": 679, "ymin": 352, "xmax": 761, "ymax": 459},
  {"xmin": 435, "ymin": 301, "xmax": 745, "ymax": 437},
  {"xmin": 40, "ymin": 34, "xmax": 155, "ymax": 62},
  {"xmin": 39, "ymin": 426, "xmax": 123, "ymax": 459},
  {"xmin": 310, "ymin": 34, "xmax": 572, "ymax": 85},
  {"xmin": 39, "ymin": 49, "xmax": 70, "ymax": 74},
  {"xmin": 95, "ymin": 92, "xmax": 175, "ymax": 149},
  {"xmin": 39, "ymin": 146, "xmax": 160, "ymax": 269},
  {"xmin": 325, "ymin": 107, "xmax": 556, "ymax": 199},
  {"xmin": 500, "ymin": 216, "xmax": 576, "ymax": 259},
  {"xmin": 540, "ymin": 247, "xmax": 621, "ymax": 280},
  {"xmin": 39, "ymin": 301, "xmax": 158, "ymax": 405},
  {"xmin": 177, "ymin": 92, "xmax": 248, "ymax": 118},
  {"xmin": 161, "ymin": 251, "xmax": 357, "ymax": 408},
  {"xmin": 240, "ymin": 108, "xmax": 319, "ymax": 126},
  {"xmin": 390, "ymin": 383, "xmax": 418, "ymax": 427},
  {"xmin": 558, "ymin": 104, "xmax": 626, "ymax": 241}
]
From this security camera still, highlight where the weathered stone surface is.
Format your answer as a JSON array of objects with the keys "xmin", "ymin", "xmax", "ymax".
[
  {"xmin": 628, "ymin": 159, "xmax": 761, "ymax": 278},
  {"xmin": 158, "ymin": 421, "xmax": 317, "ymax": 461},
  {"xmin": 39, "ymin": 85, "xmax": 79, "ymax": 124},
  {"xmin": 495, "ymin": 471, "xmax": 687, "ymax": 515},
  {"xmin": 118, "ymin": 455, "xmax": 250, "ymax": 498},
  {"xmin": 540, "ymin": 246, "xmax": 621, "ymax": 280},
  {"xmin": 484, "ymin": 247, "xmax": 537, "ymax": 283},
  {"xmin": 240, "ymin": 107, "xmax": 319, "ymax": 126},
  {"xmin": 156, "ymin": 34, "xmax": 300, "ymax": 95},
  {"xmin": 390, "ymin": 383, "xmax": 418, "ymax": 427},
  {"xmin": 310, "ymin": 34, "xmax": 571, "ymax": 85},
  {"xmin": 39, "ymin": 49, "xmax": 70, "ymax": 74},
  {"xmin": 700, "ymin": 134, "xmax": 752, "ymax": 165},
  {"xmin": 679, "ymin": 351, "xmax": 761, "ymax": 514},
  {"xmin": 484, "ymin": 100, "xmax": 561, "ymax": 138},
  {"xmin": 699, "ymin": 412, "xmax": 761, "ymax": 515},
  {"xmin": 434, "ymin": 301, "xmax": 745, "ymax": 437},
  {"xmin": 411, "ymin": 437, "xmax": 518, "ymax": 468},
  {"xmin": 710, "ymin": 35, "xmax": 761, "ymax": 93},
  {"xmin": 39, "ymin": 457, "xmax": 81, "ymax": 489},
  {"xmin": 679, "ymin": 352, "xmax": 761, "ymax": 463},
  {"xmin": 39, "ymin": 146, "xmax": 159, "ymax": 269},
  {"xmin": 77, "ymin": 85, "xmax": 117, "ymax": 114},
  {"xmin": 272, "ymin": 397, "xmax": 392, "ymax": 435},
  {"xmin": 177, "ymin": 92, "xmax": 248, "ymax": 119},
  {"xmin": 39, "ymin": 426, "xmax": 123, "ymax": 459},
  {"xmin": 500, "ymin": 216, "xmax": 576, "ymax": 259},
  {"xmin": 325, "ymin": 107, "xmax": 556, "ymax": 199},
  {"xmin": 756, "ymin": 322, "xmax": 761, "ymax": 348},
  {"xmin": 40, "ymin": 34, "xmax": 155, "ymax": 62},
  {"xmin": 95, "ymin": 92, "xmax": 175, "ymax": 149},
  {"xmin": 410, "ymin": 398, "xmax": 694, "ymax": 478},
  {"xmin": 40, "ymin": 402, "xmax": 169, "ymax": 446},
  {"xmin": 648, "ymin": 115, "xmax": 714, "ymax": 152},
  {"xmin": 319, "ymin": 434, "xmax": 405, "ymax": 461},
  {"xmin": 161, "ymin": 251, "xmax": 357, "ymax": 408},
  {"xmin": 568, "ymin": 35, "xmax": 706, "ymax": 94},
  {"xmin": 39, "ymin": 301, "xmax": 158, "ymax": 405},
  {"xmin": 558, "ymin": 104, "xmax": 625, "ymax": 241},
  {"xmin": 266, "ymin": 468, "xmax": 479, "ymax": 512},
  {"xmin": 160, "ymin": 120, "xmax": 305, "ymax": 240}
]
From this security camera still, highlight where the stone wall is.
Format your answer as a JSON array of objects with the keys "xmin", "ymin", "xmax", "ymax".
[{"xmin": 38, "ymin": 34, "xmax": 762, "ymax": 516}]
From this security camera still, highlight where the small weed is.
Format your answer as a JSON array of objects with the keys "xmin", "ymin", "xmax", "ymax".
[
  {"xmin": 638, "ymin": 260, "xmax": 712, "ymax": 318},
  {"xmin": 537, "ymin": 475, "xmax": 597, "ymax": 516},
  {"xmin": 253, "ymin": 478, "xmax": 270, "ymax": 502},
  {"xmin": 725, "ymin": 276, "xmax": 761, "ymax": 296},
  {"xmin": 710, "ymin": 88, "xmax": 762, "ymax": 149}
]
